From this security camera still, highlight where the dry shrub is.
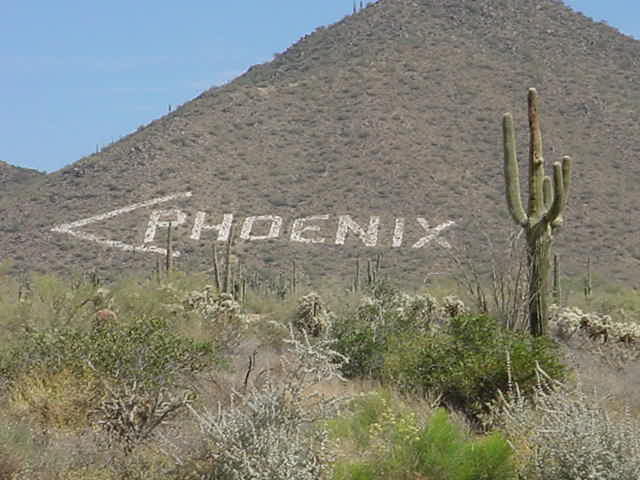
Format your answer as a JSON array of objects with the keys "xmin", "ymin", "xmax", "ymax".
[
  {"xmin": 54, "ymin": 447, "xmax": 175, "ymax": 480},
  {"xmin": 188, "ymin": 326, "xmax": 348, "ymax": 480},
  {"xmin": 9, "ymin": 367, "xmax": 99, "ymax": 432},
  {"xmin": 448, "ymin": 230, "xmax": 529, "ymax": 330},
  {"xmin": 57, "ymin": 468, "xmax": 115, "ymax": 480},
  {"xmin": 488, "ymin": 365, "xmax": 640, "ymax": 479},
  {"xmin": 0, "ymin": 453, "xmax": 20, "ymax": 480},
  {"xmin": 93, "ymin": 381, "xmax": 193, "ymax": 455}
]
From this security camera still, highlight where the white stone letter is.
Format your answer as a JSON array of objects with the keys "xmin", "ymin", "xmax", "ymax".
[
  {"xmin": 144, "ymin": 209, "xmax": 186, "ymax": 244},
  {"xmin": 190, "ymin": 212, "xmax": 234, "ymax": 241},
  {"xmin": 412, "ymin": 219, "xmax": 455, "ymax": 249},
  {"xmin": 240, "ymin": 215, "xmax": 283, "ymax": 241},
  {"xmin": 392, "ymin": 218, "xmax": 405, "ymax": 248},
  {"xmin": 290, "ymin": 215, "xmax": 329, "ymax": 244},
  {"xmin": 335, "ymin": 215, "xmax": 380, "ymax": 247}
]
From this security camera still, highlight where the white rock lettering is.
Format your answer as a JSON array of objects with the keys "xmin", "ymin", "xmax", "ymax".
[
  {"xmin": 335, "ymin": 215, "xmax": 380, "ymax": 247},
  {"xmin": 290, "ymin": 215, "xmax": 329, "ymax": 244},
  {"xmin": 240, "ymin": 215, "xmax": 283, "ymax": 241},
  {"xmin": 190, "ymin": 212, "xmax": 234, "ymax": 242},
  {"xmin": 51, "ymin": 192, "xmax": 456, "ymax": 256}
]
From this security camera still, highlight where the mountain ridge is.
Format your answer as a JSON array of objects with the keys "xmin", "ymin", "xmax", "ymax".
[{"xmin": 0, "ymin": 160, "xmax": 45, "ymax": 193}]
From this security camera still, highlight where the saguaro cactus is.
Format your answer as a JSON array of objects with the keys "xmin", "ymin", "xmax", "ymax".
[
  {"xmin": 211, "ymin": 243, "xmax": 221, "ymax": 292},
  {"xmin": 165, "ymin": 221, "xmax": 173, "ymax": 274},
  {"xmin": 584, "ymin": 256, "xmax": 593, "ymax": 301},
  {"xmin": 503, "ymin": 88, "xmax": 572, "ymax": 336},
  {"xmin": 223, "ymin": 225, "xmax": 234, "ymax": 294},
  {"xmin": 552, "ymin": 253, "xmax": 561, "ymax": 305}
]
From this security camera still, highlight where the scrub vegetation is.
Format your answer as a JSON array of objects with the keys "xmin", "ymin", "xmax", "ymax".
[{"xmin": 1, "ymin": 264, "xmax": 639, "ymax": 479}]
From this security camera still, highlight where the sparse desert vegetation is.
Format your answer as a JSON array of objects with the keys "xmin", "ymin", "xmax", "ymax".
[{"xmin": 1, "ymin": 260, "xmax": 639, "ymax": 479}]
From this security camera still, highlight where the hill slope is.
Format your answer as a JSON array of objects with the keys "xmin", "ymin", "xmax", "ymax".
[
  {"xmin": 2, "ymin": 0, "xmax": 640, "ymax": 286},
  {"xmin": 0, "ymin": 161, "xmax": 44, "ymax": 192}
]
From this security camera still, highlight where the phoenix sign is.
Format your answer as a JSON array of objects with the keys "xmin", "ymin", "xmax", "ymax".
[{"xmin": 51, "ymin": 192, "xmax": 455, "ymax": 257}]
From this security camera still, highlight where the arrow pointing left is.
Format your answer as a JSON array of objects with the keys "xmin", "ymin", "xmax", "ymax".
[{"xmin": 51, "ymin": 191, "xmax": 192, "ymax": 256}]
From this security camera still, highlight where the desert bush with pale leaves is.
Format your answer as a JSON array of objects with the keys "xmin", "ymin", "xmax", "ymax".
[
  {"xmin": 188, "ymin": 326, "xmax": 348, "ymax": 480},
  {"xmin": 489, "ymin": 365, "xmax": 640, "ymax": 479}
]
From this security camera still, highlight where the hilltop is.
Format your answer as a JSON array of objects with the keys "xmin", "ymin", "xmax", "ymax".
[
  {"xmin": 0, "ymin": 161, "xmax": 44, "ymax": 192},
  {"xmin": 2, "ymin": 0, "xmax": 640, "ymax": 287}
]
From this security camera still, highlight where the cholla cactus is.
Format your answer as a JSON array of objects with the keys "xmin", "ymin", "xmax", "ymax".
[
  {"xmin": 549, "ymin": 305, "xmax": 640, "ymax": 344},
  {"xmin": 441, "ymin": 295, "xmax": 467, "ymax": 319},
  {"xmin": 183, "ymin": 287, "xmax": 245, "ymax": 353},
  {"xmin": 356, "ymin": 291, "xmax": 454, "ymax": 332},
  {"xmin": 183, "ymin": 284, "xmax": 214, "ymax": 310},
  {"xmin": 404, "ymin": 293, "xmax": 442, "ymax": 327},
  {"xmin": 183, "ymin": 287, "xmax": 241, "ymax": 320},
  {"xmin": 92, "ymin": 287, "xmax": 113, "ymax": 310},
  {"xmin": 293, "ymin": 292, "xmax": 332, "ymax": 337}
]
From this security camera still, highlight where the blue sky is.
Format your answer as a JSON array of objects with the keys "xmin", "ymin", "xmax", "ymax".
[{"xmin": 1, "ymin": 1, "xmax": 638, "ymax": 173}]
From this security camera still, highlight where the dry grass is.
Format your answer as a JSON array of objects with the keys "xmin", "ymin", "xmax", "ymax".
[
  {"xmin": 559, "ymin": 339, "xmax": 640, "ymax": 416},
  {"xmin": 8, "ymin": 368, "xmax": 100, "ymax": 432}
]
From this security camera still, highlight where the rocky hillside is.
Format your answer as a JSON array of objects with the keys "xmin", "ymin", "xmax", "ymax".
[{"xmin": 0, "ymin": 161, "xmax": 44, "ymax": 192}]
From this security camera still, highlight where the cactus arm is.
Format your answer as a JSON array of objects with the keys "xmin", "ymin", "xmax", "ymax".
[
  {"xmin": 561, "ymin": 155, "xmax": 572, "ymax": 196},
  {"xmin": 503, "ymin": 113, "xmax": 528, "ymax": 226},
  {"xmin": 545, "ymin": 161, "xmax": 565, "ymax": 224},
  {"xmin": 551, "ymin": 155, "xmax": 572, "ymax": 228},
  {"xmin": 543, "ymin": 176, "xmax": 553, "ymax": 212},
  {"xmin": 527, "ymin": 88, "xmax": 545, "ymax": 221}
]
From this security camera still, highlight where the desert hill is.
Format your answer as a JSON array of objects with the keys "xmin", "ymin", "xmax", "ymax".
[
  {"xmin": 0, "ymin": 161, "xmax": 44, "ymax": 192},
  {"xmin": 2, "ymin": 0, "xmax": 640, "ymax": 287}
]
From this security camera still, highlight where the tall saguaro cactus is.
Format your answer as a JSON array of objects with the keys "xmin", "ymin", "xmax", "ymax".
[{"xmin": 503, "ymin": 88, "xmax": 572, "ymax": 336}]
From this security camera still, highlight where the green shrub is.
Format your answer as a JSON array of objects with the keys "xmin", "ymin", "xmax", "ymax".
[
  {"xmin": 0, "ymin": 272, "xmax": 100, "ymax": 355},
  {"xmin": 413, "ymin": 409, "xmax": 515, "ymax": 480},
  {"xmin": 1, "ymin": 313, "xmax": 216, "ymax": 447},
  {"xmin": 330, "ymin": 393, "xmax": 516, "ymax": 480},
  {"xmin": 327, "ymin": 390, "xmax": 392, "ymax": 450},
  {"xmin": 2, "ymin": 315, "xmax": 216, "ymax": 388},
  {"xmin": 331, "ymin": 286, "xmax": 444, "ymax": 378},
  {"xmin": 331, "ymin": 291, "xmax": 566, "ymax": 420},
  {"xmin": 383, "ymin": 315, "xmax": 566, "ymax": 418},
  {"xmin": 333, "ymin": 463, "xmax": 377, "ymax": 480},
  {"xmin": 0, "ymin": 271, "xmax": 215, "ymax": 374}
]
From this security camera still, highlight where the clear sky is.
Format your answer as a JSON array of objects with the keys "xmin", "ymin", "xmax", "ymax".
[{"xmin": 1, "ymin": 1, "xmax": 638, "ymax": 173}]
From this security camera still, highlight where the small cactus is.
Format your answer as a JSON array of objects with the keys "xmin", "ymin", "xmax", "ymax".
[
  {"xmin": 441, "ymin": 295, "xmax": 467, "ymax": 319},
  {"xmin": 293, "ymin": 292, "xmax": 332, "ymax": 337},
  {"xmin": 183, "ymin": 287, "xmax": 241, "ymax": 320}
]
